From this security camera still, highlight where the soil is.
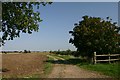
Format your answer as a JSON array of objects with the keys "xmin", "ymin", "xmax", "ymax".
[{"xmin": 2, "ymin": 53, "xmax": 47, "ymax": 78}]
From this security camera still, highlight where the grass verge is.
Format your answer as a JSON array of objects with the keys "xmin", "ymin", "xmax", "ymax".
[
  {"xmin": 78, "ymin": 62, "xmax": 120, "ymax": 78},
  {"xmin": 43, "ymin": 56, "xmax": 53, "ymax": 77}
]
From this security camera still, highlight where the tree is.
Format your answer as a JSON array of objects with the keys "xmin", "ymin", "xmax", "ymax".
[
  {"xmin": 1, "ymin": 2, "xmax": 52, "ymax": 46},
  {"xmin": 69, "ymin": 16, "xmax": 120, "ymax": 58},
  {"xmin": 24, "ymin": 50, "xmax": 31, "ymax": 53}
]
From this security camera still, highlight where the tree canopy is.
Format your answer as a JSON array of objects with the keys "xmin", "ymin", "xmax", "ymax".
[
  {"xmin": 0, "ymin": 2, "xmax": 52, "ymax": 46},
  {"xmin": 69, "ymin": 16, "xmax": 120, "ymax": 57}
]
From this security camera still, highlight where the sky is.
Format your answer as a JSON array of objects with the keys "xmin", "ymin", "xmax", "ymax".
[
  {"xmin": 1, "ymin": 0, "xmax": 120, "ymax": 2},
  {"xmin": 2, "ymin": 2, "xmax": 118, "ymax": 51}
]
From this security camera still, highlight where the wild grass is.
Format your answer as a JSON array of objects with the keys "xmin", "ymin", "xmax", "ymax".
[{"xmin": 43, "ymin": 56, "xmax": 53, "ymax": 77}]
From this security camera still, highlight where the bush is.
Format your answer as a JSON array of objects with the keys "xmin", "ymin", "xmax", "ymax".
[
  {"xmin": 69, "ymin": 16, "xmax": 120, "ymax": 57},
  {"xmin": 24, "ymin": 50, "xmax": 31, "ymax": 53},
  {"xmin": 52, "ymin": 49, "xmax": 80, "ymax": 57}
]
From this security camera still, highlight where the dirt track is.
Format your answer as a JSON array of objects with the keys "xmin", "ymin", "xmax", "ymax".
[{"xmin": 47, "ymin": 55, "xmax": 110, "ymax": 78}]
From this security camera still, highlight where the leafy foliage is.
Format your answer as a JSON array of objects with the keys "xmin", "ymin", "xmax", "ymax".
[
  {"xmin": 1, "ymin": 2, "xmax": 52, "ymax": 46},
  {"xmin": 24, "ymin": 50, "xmax": 31, "ymax": 53},
  {"xmin": 69, "ymin": 16, "xmax": 120, "ymax": 57}
]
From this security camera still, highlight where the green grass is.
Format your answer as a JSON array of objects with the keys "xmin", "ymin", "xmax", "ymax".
[
  {"xmin": 50, "ymin": 54, "xmax": 73, "ymax": 60},
  {"xmin": 43, "ymin": 56, "xmax": 53, "ymax": 77},
  {"xmin": 78, "ymin": 62, "xmax": 120, "ymax": 78},
  {"xmin": 57, "ymin": 55, "xmax": 74, "ymax": 60}
]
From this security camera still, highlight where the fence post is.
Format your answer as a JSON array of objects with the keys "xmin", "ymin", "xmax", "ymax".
[
  {"xmin": 109, "ymin": 53, "xmax": 111, "ymax": 64},
  {"xmin": 94, "ymin": 52, "xmax": 96, "ymax": 64}
]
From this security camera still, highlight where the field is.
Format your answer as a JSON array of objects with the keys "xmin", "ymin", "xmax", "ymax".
[
  {"xmin": 1, "ymin": 53, "xmax": 50, "ymax": 78},
  {"xmin": 1, "ymin": 52, "xmax": 119, "ymax": 79}
]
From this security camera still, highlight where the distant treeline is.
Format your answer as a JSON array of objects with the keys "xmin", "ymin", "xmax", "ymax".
[
  {"xmin": 49, "ymin": 49, "xmax": 79, "ymax": 57},
  {"xmin": 1, "ymin": 51, "xmax": 22, "ymax": 53},
  {"xmin": 1, "ymin": 50, "xmax": 50, "ymax": 54},
  {"xmin": 1, "ymin": 50, "xmax": 31, "ymax": 53}
]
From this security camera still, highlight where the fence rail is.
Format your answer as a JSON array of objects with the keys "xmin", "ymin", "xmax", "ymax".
[{"xmin": 93, "ymin": 52, "xmax": 120, "ymax": 64}]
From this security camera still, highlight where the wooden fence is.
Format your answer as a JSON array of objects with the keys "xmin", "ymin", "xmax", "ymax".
[{"xmin": 93, "ymin": 52, "xmax": 120, "ymax": 64}]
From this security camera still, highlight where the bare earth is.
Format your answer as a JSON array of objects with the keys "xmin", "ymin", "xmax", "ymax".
[
  {"xmin": 47, "ymin": 55, "xmax": 110, "ymax": 78},
  {"xmin": 2, "ymin": 53, "xmax": 47, "ymax": 78}
]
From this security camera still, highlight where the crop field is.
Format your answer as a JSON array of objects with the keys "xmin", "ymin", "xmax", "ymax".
[{"xmin": 1, "ymin": 53, "xmax": 48, "ymax": 78}]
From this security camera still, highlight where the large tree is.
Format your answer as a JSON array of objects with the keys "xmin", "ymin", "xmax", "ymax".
[
  {"xmin": 0, "ymin": 2, "xmax": 52, "ymax": 46},
  {"xmin": 69, "ymin": 16, "xmax": 120, "ymax": 57}
]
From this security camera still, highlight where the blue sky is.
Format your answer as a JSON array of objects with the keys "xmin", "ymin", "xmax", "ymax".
[{"xmin": 2, "ymin": 2, "xmax": 118, "ymax": 51}]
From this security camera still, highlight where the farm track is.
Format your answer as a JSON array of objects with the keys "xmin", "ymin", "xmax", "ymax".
[{"xmin": 47, "ymin": 54, "xmax": 110, "ymax": 78}]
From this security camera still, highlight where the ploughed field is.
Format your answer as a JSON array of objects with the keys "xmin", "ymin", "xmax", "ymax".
[{"xmin": 2, "ymin": 53, "xmax": 47, "ymax": 78}]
